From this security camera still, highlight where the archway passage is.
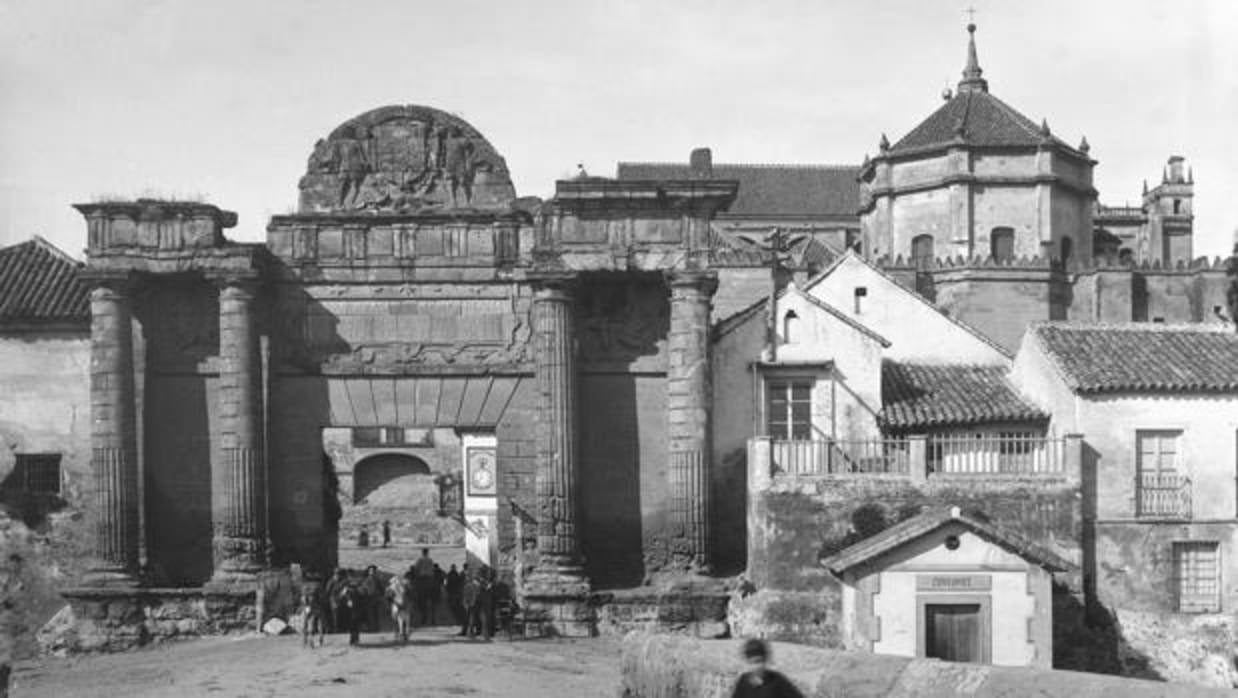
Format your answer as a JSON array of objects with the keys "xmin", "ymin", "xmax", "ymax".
[{"xmin": 353, "ymin": 453, "xmax": 432, "ymax": 504}]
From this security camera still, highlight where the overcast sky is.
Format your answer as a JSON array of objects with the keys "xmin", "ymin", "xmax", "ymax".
[{"xmin": 2, "ymin": 0, "xmax": 1235, "ymax": 258}]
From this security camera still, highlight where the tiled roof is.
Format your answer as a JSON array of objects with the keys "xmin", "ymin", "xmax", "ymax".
[
  {"xmin": 881, "ymin": 361, "xmax": 1046, "ymax": 430},
  {"xmin": 0, "ymin": 237, "xmax": 90, "ymax": 325},
  {"xmin": 889, "ymin": 90, "xmax": 1074, "ymax": 155},
  {"xmin": 1033, "ymin": 323, "xmax": 1238, "ymax": 394},
  {"xmin": 821, "ymin": 505, "xmax": 1074, "ymax": 574},
  {"xmin": 616, "ymin": 163, "xmax": 860, "ymax": 217}
]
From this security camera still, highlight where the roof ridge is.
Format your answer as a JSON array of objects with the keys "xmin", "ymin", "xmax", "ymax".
[
  {"xmin": 618, "ymin": 161, "xmax": 858, "ymax": 171},
  {"xmin": 1034, "ymin": 320, "xmax": 1235, "ymax": 333}
]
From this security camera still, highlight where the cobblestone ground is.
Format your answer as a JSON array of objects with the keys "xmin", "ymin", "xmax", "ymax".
[{"xmin": 11, "ymin": 627, "xmax": 622, "ymax": 697}]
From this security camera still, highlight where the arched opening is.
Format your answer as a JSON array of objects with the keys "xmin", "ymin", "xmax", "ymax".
[
  {"xmin": 989, "ymin": 227, "xmax": 1014, "ymax": 262},
  {"xmin": 1060, "ymin": 237, "xmax": 1074, "ymax": 265},
  {"xmin": 911, "ymin": 234, "xmax": 935, "ymax": 269},
  {"xmin": 353, "ymin": 452, "xmax": 432, "ymax": 504},
  {"xmin": 783, "ymin": 310, "xmax": 799, "ymax": 344}
]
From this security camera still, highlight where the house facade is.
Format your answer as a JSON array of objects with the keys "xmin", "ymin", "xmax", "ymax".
[{"xmin": 1011, "ymin": 323, "xmax": 1238, "ymax": 615}]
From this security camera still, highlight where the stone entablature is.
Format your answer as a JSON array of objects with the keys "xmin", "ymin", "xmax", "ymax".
[
  {"xmin": 76, "ymin": 200, "xmax": 238, "ymax": 255},
  {"xmin": 266, "ymin": 212, "xmax": 529, "ymax": 268}
]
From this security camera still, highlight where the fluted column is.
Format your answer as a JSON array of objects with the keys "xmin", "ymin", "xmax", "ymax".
[
  {"xmin": 529, "ymin": 273, "xmax": 586, "ymax": 588},
  {"xmin": 87, "ymin": 281, "xmax": 140, "ymax": 586},
  {"xmin": 211, "ymin": 279, "xmax": 267, "ymax": 583},
  {"xmin": 667, "ymin": 270, "xmax": 718, "ymax": 572}
]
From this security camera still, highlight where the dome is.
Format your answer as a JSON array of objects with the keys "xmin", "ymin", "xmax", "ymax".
[{"xmin": 298, "ymin": 105, "xmax": 516, "ymax": 214}]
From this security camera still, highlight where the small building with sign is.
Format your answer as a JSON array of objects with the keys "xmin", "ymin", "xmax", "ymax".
[{"xmin": 821, "ymin": 506, "xmax": 1073, "ymax": 667}]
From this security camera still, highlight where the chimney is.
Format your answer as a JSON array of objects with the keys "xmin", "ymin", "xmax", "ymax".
[{"xmin": 689, "ymin": 147, "xmax": 713, "ymax": 178}]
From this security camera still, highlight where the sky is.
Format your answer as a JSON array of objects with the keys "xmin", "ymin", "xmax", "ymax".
[{"xmin": 1, "ymin": 0, "xmax": 1236, "ymax": 259}]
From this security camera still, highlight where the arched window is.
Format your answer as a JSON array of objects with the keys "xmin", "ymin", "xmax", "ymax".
[
  {"xmin": 1060, "ymin": 236, "xmax": 1074, "ymax": 264},
  {"xmin": 1173, "ymin": 199, "xmax": 1181, "ymax": 214},
  {"xmin": 911, "ymin": 234, "xmax": 935, "ymax": 269},
  {"xmin": 989, "ymin": 227, "xmax": 1015, "ymax": 261},
  {"xmin": 783, "ymin": 310, "xmax": 799, "ymax": 344}
]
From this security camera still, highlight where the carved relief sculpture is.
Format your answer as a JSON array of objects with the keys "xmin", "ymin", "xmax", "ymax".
[{"xmin": 297, "ymin": 105, "xmax": 516, "ymax": 214}]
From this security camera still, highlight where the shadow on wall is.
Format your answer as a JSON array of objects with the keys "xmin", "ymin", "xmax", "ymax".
[{"xmin": 1052, "ymin": 588, "xmax": 1163, "ymax": 679}]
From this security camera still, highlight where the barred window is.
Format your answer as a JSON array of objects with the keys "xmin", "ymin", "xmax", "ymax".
[{"xmin": 1174, "ymin": 541, "xmax": 1220, "ymax": 613}]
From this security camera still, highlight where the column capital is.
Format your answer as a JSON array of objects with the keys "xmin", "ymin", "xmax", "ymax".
[
  {"xmin": 82, "ymin": 272, "xmax": 139, "ymax": 298},
  {"xmin": 665, "ymin": 269, "xmax": 719, "ymax": 295},
  {"xmin": 207, "ymin": 273, "xmax": 264, "ymax": 295}
]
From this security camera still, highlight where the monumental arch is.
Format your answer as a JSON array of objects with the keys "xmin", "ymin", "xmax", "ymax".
[{"xmin": 72, "ymin": 105, "xmax": 740, "ymax": 632}]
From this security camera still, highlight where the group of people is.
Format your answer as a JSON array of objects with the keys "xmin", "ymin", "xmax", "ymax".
[{"xmin": 311, "ymin": 548, "xmax": 515, "ymax": 646}]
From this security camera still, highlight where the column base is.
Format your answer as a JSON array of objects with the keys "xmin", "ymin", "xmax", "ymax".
[
  {"xmin": 519, "ymin": 560, "xmax": 594, "ymax": 637},
  {"xmin": 81, "ymin": 567, "xmax": 141, "ymax": 589}
]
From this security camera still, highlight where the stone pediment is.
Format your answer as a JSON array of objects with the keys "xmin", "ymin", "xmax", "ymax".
[{"xmin": 298, "ymin": 105, "xmax": 516, "ymax": 215}]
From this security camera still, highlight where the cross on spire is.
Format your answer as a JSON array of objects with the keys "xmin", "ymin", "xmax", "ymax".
[{"xmin": 957, "ymin": 16, "xmax": 989, "ymax": 93}]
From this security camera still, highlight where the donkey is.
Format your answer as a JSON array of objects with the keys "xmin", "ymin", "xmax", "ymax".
[{"xmin": 386, "ymin": 575, "xmax": 413, "ymax": 643}]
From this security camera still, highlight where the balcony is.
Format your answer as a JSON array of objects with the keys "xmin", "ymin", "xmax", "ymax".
[
  {"xmin": 771, "ymin": 439, "xmax": 910, "ymax": 476},
  {"xmin": 752, "ymin": 434, "xmax": 1081, "ymax": 482},
  {"xmin": 1136, "ymin": 473, "xmax": 1192, "ymax": 519}
]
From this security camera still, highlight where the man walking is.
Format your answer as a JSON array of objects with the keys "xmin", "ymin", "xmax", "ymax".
[{"xmin": 459, "ymin": 569, "xmax": 480, "ymax": 638}]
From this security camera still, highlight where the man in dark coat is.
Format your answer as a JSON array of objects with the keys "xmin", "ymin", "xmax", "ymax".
[
  {"xmin": 323, "ymin": 568, "xmax": 349, "ymax": 633},
  {"xmin": 358, "ymin": 565, "xmax": 382, "ymax": 632},
  {"xmin": 730, "ymin": 639, "xmax": 803, "ymax": 698},
  {"xmin": 459, "ymin": 569, "xmax": 480, "ymax": 638},
  {"xmin": 444, "ymin": 564, "xmax": 464, "ymax": 625}
]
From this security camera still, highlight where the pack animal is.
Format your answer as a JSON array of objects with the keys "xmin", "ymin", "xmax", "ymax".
[
  {"xmin": 299, "ymin": 586, "xmax": 327, "ymax": 648},
  {"xmin": 386, "ymin": 575, "xmax": 413, "ymax": 643}
]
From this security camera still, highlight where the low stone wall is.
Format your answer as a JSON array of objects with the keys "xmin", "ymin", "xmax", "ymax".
[
  {"xmin": 619, "ymin": 633, "xmax": 1234, "ymax": 698},
  {"xmin": 593, "ymin": 587, "xmax": 729, "ymax": 638},
  {"xmin": 41, "ymin": 587, "xmax": 257, "ymax": 654}
]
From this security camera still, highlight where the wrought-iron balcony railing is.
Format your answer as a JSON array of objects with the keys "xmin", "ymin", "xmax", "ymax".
[
  {"xmin": 771, "ymin": 439, "xmax": 911, "ymax": 476},
  {"xmin": 1136, "ymin": 473, "xmax": 1192, "ymax": 519}
]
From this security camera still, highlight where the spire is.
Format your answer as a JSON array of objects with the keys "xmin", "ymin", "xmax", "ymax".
[{"xmin": 958, "ymin": 23, "xmax": 989, "ymax": 93}]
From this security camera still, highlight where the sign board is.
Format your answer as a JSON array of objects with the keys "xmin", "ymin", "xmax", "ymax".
[{"xmin": 916, "ymin": 574, "xmax": 992, "ymax": 592}]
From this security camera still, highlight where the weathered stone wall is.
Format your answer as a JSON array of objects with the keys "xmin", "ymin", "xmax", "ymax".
[
  {"xmin": 931, "ymin": 267, "xmax": 1069, "ymax": 353},
  {"xmin": 47, "ymin": 588, "xmax": 256, "ymax": 654},
  {"xmin": 618, "ymin": 633, "xmax": 1234, "ymax": 697}
]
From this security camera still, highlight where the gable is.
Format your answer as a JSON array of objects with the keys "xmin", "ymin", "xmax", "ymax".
[{"xmin": 804, "ymin": 253, "xmax": 1009, "ymax": 365}]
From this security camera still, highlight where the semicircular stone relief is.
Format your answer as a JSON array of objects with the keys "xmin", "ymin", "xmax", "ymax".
[{"xmin": 298, "ymin": 105, "xmax": 516, "ymax": 214}]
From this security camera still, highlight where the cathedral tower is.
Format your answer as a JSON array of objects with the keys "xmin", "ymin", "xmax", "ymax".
[{"xmin": 1141, "ymin": 155, "xmax": 1194, "ymax": 265}]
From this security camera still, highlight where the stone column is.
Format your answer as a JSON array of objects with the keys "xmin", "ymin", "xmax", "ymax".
[
  {"xmin": 87, "ymin": 281, "xmax": 140, "ymax": 586},
  {"xmin": 667, "ymin": 270, "xmax": 718, "ymax": 572},
  {"xmin": 528, "ymin": 273, "xmax": 586, "ymax": 588},
  {"xmin": 210, "ymin": 279, "xmax": 268, "ymax": 583}
]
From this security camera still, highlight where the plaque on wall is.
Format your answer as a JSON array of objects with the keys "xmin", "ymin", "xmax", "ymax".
[
  {"xmin": 915, "ymin": 574, "xmax": 992, "ymax": 592},
  {"xmin": 466, "ymin": 447, "xmax": 497, "ymax": 497}
]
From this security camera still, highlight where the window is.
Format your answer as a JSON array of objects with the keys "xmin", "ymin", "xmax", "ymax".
[
  {"xmin": 989, "ymin": 228, "xmax": 1015, "ymax": 262},
  {"xmin": 766, "ymin": 379, "xmax": 813, "ymax": 440},
  {"xmin": 1174, "ymin": 541, "xmax": 1220, "ymax": 612},
  {"xmin": 845, "ymin": 229, "xmax": 862, "ymax": 252},
  {"xmin": 911, "ymin": 234, "xmax": 935, "ymax": 269},
  {"xmin": 1060, "ymin": 236, "xmax": 1073, "ymax": 264},
  {"xmin": 782, "ymin": 310, "xmax": 799, "ymax": 344},
  {"xmin": 1172, "ymin": 199, "xmax": 1181, "ymax": 214},
  {"xmin": 1136, "ymin": 430, "xmax": 1190, "ymax": 518},
  {"xmin": 854, "ymin": 287, "xmax": 867, "ymax": 314},
  {"xmin": 1, "ymin": 454, "xmax": 61, "ymax": 496}
]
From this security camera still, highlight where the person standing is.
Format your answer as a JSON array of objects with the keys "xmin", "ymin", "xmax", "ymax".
[
  {"xmin": 445, "ymin": 564, "xmax": 464, "ymax": 625},
  {"xmin": 475, "ymin": 566, "xmax": 495, "ymax": 641},
  {"xmin": 358, "ymin": 565, "xmax": 382, "ymax": 633},
  {"xmin": 412, "ymin": 548, "xmax": 437, "ymax": 625},
  {"xmin": 381, "ymin": 520, "xmax": 392, "ymax": 548},
  {"xmin": 357, "ymin": 525, "xmax": 370, "ymax": 548},
  {"xmin": 730, "ymin": 639, "xmax": 804, "ymax": 698},
  {"xmin": 459, "ymin": 570, "xmax": 480, "ymax": 638},
  {"xmin": 431, "ymin": 563, "xmax": 446, "ymax": 624},
  {"xmin": 323, "ymin": 568, "xmax": 349, "ymax": 634}
]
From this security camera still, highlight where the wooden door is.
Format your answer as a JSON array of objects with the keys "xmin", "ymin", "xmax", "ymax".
[{"xmin": 924, "ymin": 603, "xmax": 982, "ymax": 663}]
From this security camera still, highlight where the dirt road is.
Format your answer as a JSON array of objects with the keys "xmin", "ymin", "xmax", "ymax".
[{"xmin": 11, "ymin": 628, "xmax": 622, "ymax": 697}]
